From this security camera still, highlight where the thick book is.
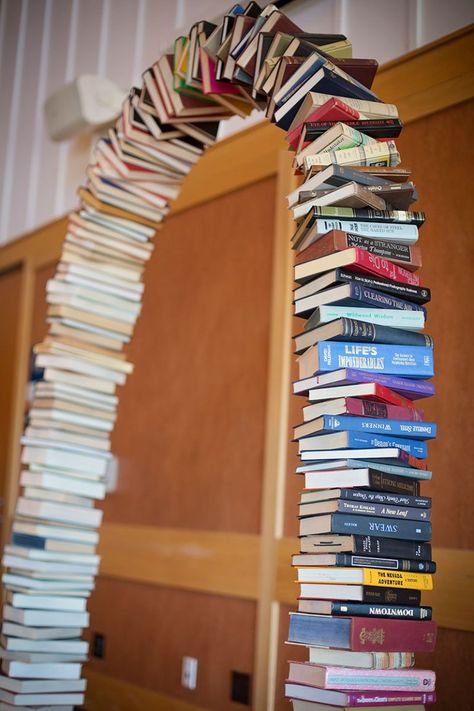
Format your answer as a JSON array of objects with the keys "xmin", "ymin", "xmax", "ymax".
[
  {"xmin": 300, "ymin": 398, "xmax": 424, "ymax": 427},
  {"xmin": 300, "ymin": 488, "xmax": 431, "ymax": 509},
  {"xmin": 296, "ymin": 355, "xmax": 435, "ymax": 391},
  {"xmin": 288, "ymin": 613, "xmax": 437, "ymax": 652},
  {"xmin": 293, "ymin": 182, "xmax": 387, "ymax": 216},
  {"xmin": 294, "ymin": 247, "xmax": 421, "ymax": 286},
  {"xmin": 294, "ymin": 318, "xmax": 433, "ymax": 355},
  {"xmin": 297, "ymin": 583, "xmax": 422, "ymax": 604},
  {"xmin": 295, "ymin": 123, "xmax": 378, "ymax": 166},
  {"xmin": 287, "ymin": 661, "xmax": 436, "ymax": 691},
  {"xmin": 285, "ymin": 681, "xmax": 436, "ymax": 706},
  {"xmin": 303, "ymin": 468, "xmax": 422, "ymax": 496},
  {"xmin": 306, "ymin": 306, "xmax": 425, "ymax": 332},
  {"xmin": 301, "ymin": 117, "xmax": 404, "ymax": 144},
  {"xmin": 295, "ymin": 282, "xmax": 426, "ymax": 319},
  {"xmin": 306, "ymin": 647, "xmax": 415, "ymax": 670},
  {"xmin": 299, "ymin": 498, "xmax": 430, "ymax": 523},
  {"xmin": 298, "ymin": 599, "xmax": 432, "ymax": 620},
  {"xmin": 296, "ymin": 415, "xmax": 436, "ymax": 440},
  {"xmin": 299, "ymin": 512, "xmax": 432, "ymax": 540},
  {"xmin": 301, "ymin": 140, "xmax": 400, "ymax": 172},
  {"xmin": 295, "ymin": 567, "xmax": 433, "ymax": 590},
  {"xmin": 295, "ymin": 230, "xmax": 422, "ymax": 270},
  {"xmin": 298, "ymin": 180, "xmax": 417, "ymax": 212},
  {"xmin": 293, "ymin": 552, "xmax": 435, "ymax": 573},
  {"xmin": 294, "ymin": 268, "xmax": 431, "ymax": 306}
]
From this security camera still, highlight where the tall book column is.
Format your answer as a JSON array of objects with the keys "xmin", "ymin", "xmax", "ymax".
[{"xmin": 0, "ymin": 5, "xmax": 436, "ymax": 710}]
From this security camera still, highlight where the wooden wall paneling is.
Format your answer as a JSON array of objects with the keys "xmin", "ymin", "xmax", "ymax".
[
  {"xmin": 396, "ymin": 100, "xmax": 474, "ymax": 549},
  {"xmin": 98, "ymin": 525, "xmax": 260, "ymax": 600},
  {"xmin": 85, "ymin": 669, "xmax": 208, "ymax": 711},
  {"xmin": 274, "ymin": 603, "xmax": 306, "ymax": 711},
  {"xmin": 87, "ymin": 578, "xmax": 256, "ymax": 711},
  {"xmin": 103, "ymin": 178, "xmax": 275, "ymax": 533},
  {"xmin": 0, "ymin": 267, "xmax": 23, "ymax": 515},
  {"xmin": 253, "ymin": 152, "xmax": 295, "ymax": 710},
  {"xmin": 1, "ymin": 261, "xmax": 35, "ymax": 545}
]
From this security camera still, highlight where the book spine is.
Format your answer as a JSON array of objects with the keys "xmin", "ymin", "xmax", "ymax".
[
  {"xmin": 330, "ymin": 601, "xmax": 432, "ymax": 620},
  {"xmin": 304, "ymin": 141, "xmax": 400, "ymax": 170},
  {"xmin": 316, "ymin": 342, "xmax": 434, "ymax": 379},
  {"xmin": 337, "ymin": 318, "xmax": 433, "ymax": 348},
  {"xmin": 312, "ymin": 207, "xmax": 425, "ymax": 226},
  {"xmin": 295, "ymin": 232, "xmax": 421, "ymax": 269},
  {"xmin": 330, "ymin": 513, "xmax": 432, "ymax": 541},
  {"xmin": 336, "ymin": 268, "xmax": 431, "ymax": 304},
  {"xmin": 322, "ymin": 414, "xmax": 436, "ymax": 439},
  {"xmin": 313, "ymin": 219, "xmax": 419, "ymax": 244},
  {"xmin": 343, "ymin": 690, "xmax": 436, "ymax": 705},
  {"xmin": 352, "ymin": 536, "xmax": 432, "ymax": 560},
  {"xmin": 362, "ymin": 568, "xmax": 433, "ymax": 590},
  {"xmin": 324, "ymin": 665, "xmax": 435, "ymax": 690},
  {"xmin": 333, "ymin": 499, "xmax": 431, "ymax": 522},
  {"xmin": 345, "ymin": 399, "xmax": 425, "ymax": 422},
  {"xmin": 11, "ymin": 533, "xmax": 46, "ymax": 550},
  {"xmin": 338, "ymin": 488, "xmax": 431, "ymax": 508},
  {"xmin": 335, "ymin": 553, "xmax": 436, "ymax": 573},
  {"xmin": 304, "ymin": 118, "xmax": 403, "ymax": 139},
  {"xmin": 344, "ymin": 431, "xmax": 427, "ymax": 459},
  {"xmin": 343, "ymin": 367, "xmax": 436, "ymax": 396},
  {"xmin": 350, "ymin": 617, "xmax": 437, "ymax": 653},
  {"xmin": 365, "ymin": 470, "xmax": 421, "ymax": 496},
  {"xmin": 347, "ymin": 283, "xmax": 426, "ymax": 314},
  {"xmin": 353, "ymin": 248, "xmax": 422, "ymax": 285}
]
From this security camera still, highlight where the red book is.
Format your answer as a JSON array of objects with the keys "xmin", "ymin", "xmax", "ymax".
[
  {"xmin": 295, "ymin": 230, "xmax": 422, "ymax": 271},
  {"xmin": 289, "ymin": 612, "xmax": 437, "ymax": 652},
  {"xmin": 287, "ymin": 98, "xmax": 359, "ymax": 149},
  {"xmin": 336, "ymin": 396, "xmax": 424, "ymax": 420},
  {"xmin": 294, "ymin": 247, "xmax": 422, "ymax": 287}
]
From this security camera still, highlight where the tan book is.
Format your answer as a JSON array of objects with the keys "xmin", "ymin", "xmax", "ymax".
[
  {"xmin": 47, "ymin": 304, "xmax": 132, "ymax": 337},
  {"xmin": 29, "ymin": 418, "xmax": 110, "ymax": 439},
  {"xmin": 48, "ymin": 322, "xmax": 124, "ymax": 353},
  {"xmin": 79, "ymin": 187, "xmax": 160, "ymax": 229},
  {"xmin": 31, "ymin": 398, "xmax": 116, "ymax": 422},
  {"xmin": 35, "ymin": 342, "xmax": 133, "ymax": 375},
  {"xmin": 42, "ymin": 367, "xmax": 116, "ymax": 396}
]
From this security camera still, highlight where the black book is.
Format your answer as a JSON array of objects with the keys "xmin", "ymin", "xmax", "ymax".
[
  {"xmin": 293, "ymin": 551, "xmax": 436, "ymax": 574},
  {"xmin": 307, "ymin": 206, "xmax": 425, "ymax": 226},
  {"xmin": 299, "ymin": 512, "xmax": 432, "ymax": 541},
  {"xmin": 294, "ymin": 317, "xmax": 433, "ymax": 355},
  {"xmin": 294, "ymin": 268, "xmax": 431, "ymax": 305},
  {"xmin": 300, "ymin": 488, "xmax": 431, "ymax": 509},
  {"xmin": 303, "ymin": 118, "xmax": 403, "ymax": 142},
  {"xmin": 300, "ymin": 533, "xmax": 432, "ymax": 560},
  {"xmin": 299, "ymin": 599, "xmax": 432, "ymax": 620}
]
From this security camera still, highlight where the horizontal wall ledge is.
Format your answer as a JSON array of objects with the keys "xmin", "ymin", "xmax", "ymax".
[{"xmin": 98, "ymin": 524, "xmax": 473, "ymax": 632}]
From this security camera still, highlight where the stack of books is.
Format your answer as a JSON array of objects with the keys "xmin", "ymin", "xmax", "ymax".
[
  {"xmin": 281, "ymin": 40, "xmax": 437, "ymax": 711},
  {"xmin": 0, "ymin": 4, "xmax": 437, "ymax": 708}
]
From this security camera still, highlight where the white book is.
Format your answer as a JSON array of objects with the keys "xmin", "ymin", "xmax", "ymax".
[
  {"xmin": 57, "ymin": 260, "xmax": 144, "ymax": 290},
  {"xmin": 16, "ymin": 498, "xmax": 103, "ymax": 528},
  {"xmin": 35, "ymin": 354, "xmax": 127, "ymax": 385},
  {"xmin": 81, "ymin": 206, "xmax": 156, "ymax": 239},
  {"xmin": 3, "ymin": 555, "xmax": 98, "ymax": 576},
  {"xmin": 29, "ymin": 408, "xmax": 114, "ymax": 432},
  {"xmin": 0, "ymin": 648, "xmax": 87, "ymax": 663},
  {"xmin": 2, "ymin": 637, "xmax": 87, "ymax": 654},
  {"xmin": 24, "ymin": 429, "xmax": 111, "ymax": 453},
  {"xmin": 2, "ymin": 661, "xmax": 82, "ymax": 681},
  {"xmin": 21, "ymin": 437, "xmax": 111, "ymax": 461},
  {"xmin": 34, "ymin": 380, "xmax": 118, "ymax": 407},
  {"xmin": 1, "ymin": 624, "xmax": 82, "ymax": 641},
  {"xmin": 43, "ymin": 367, "xmax": 116, "ymax": 396},
  {"xmin": 25, "ymin": 463, "xmax": 105, "ymax": 483},
  {"xmin": 21, "ymin": 488, "xmax": 93, "ymax": 509},
  {"xmin": 0, "ymin": 690, "xmax": 84, "ymax": 706},
  {"xmin": 300, "ymin": 447, "xmax": 411, "ymax": 461},
  {"xmin": 5, "ymin": 546, "xmax": 99, "ymax": 567},
  {"xmin": 21, "ymin": 446, "xmax": 108, "ymax": 476},
  {"xmin": 57, "ymin": 269, "xmax": 142, "ymax": 301},
  {"xmin": 0, "ymin": 676, "xmax": 85, "ymax": 692},
  {"xmin": 47, "ymin": 289, "xmax": 139, "ymax": 326},
  {"xmin": 2, "ymin": 575, "xmax": 94, "ymax": 593},
  {"xmin": 20, "ymin": 471, "xmax": 106, "ymax": 500},
  {"xmin": 46, "ymin": 279, "xmax": 141, "ymax": 315},
  {"xmin": 6, "ymin": 593, "xmax": 87, "ymax": 612},
  {"xmin": 12, "ymin": 521, "xmax": 99, "ymax": 545},
  {"xmin": 3, "ymin": 607, "xmax": 89, "ymax": 630},
  {"xmin": 311, "ymin": 306, "xmax": 425, "ymax": 331}
]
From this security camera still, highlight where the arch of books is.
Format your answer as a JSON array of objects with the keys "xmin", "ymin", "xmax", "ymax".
[{"xmin": 4, "ymin": 5, "xmax": 437, "ymax": 709}]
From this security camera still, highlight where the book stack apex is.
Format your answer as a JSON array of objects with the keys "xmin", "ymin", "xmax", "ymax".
[{"xmin": 1, "ymin": 4, "xmax": 436, "ymax": 708}]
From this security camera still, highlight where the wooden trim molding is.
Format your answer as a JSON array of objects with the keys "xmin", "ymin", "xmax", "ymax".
[
  {"xmin": 98, "ymin": 524, "xmax": 474, "ymax": 633},
  {"xmin": 98, "ymin": 524, "xmax": 260, "ymax": 600},
  {"xmin": 84, "ymin": 670, "xmax": 207, "ymax": 711}
]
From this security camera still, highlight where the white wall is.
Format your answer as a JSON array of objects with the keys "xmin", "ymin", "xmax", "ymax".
[{"xmin": 0, "ymin": 0, "xmax": 472, "ymax": 244}]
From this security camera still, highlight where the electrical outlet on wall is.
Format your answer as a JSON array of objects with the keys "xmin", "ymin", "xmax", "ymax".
[{"xmin": 181, "ymin": 656, "xmax": 198, "ymax": 690}]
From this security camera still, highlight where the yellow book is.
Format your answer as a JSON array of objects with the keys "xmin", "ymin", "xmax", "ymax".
[
  {"xmin": 296, "ymin": 567, "xmax": 433, "ymax": 590},
  {"xmin": 320, "ymin": 39, "xmax": 353, "ymax": 58}
]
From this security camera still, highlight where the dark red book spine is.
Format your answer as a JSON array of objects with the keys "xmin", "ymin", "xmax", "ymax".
[{"xmin": 350, "ymin": 617, "xmax": 437, "ymax": 652}]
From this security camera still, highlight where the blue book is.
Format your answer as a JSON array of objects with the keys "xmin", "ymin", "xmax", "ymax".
[
  {"xmin": 11, "ymin": 533, "xmax": 47, "ymax": 550},
  {"xmin": 298, "ymin": 431, "xmax": 428, "ymax": 459},
  {"xmin": 300, "ymin": 342, "xmax": 434, "ymax": 380},
  {"xmin": 316, "ymin": 415, "xmax": 436, "ymax": 439},
  {"xmin": 294, "ymin": 282, "xmax": 427, "ymax": 317}
]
